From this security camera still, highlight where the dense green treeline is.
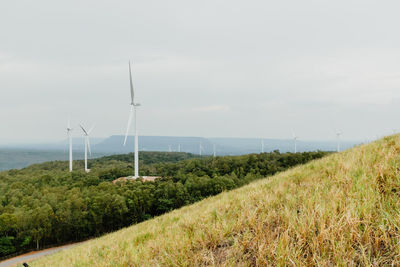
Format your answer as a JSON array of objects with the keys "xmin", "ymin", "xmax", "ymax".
[
  {"xmin": 95, "ymin": 151, "xmax": 199, "ymax": 165},
  {"xmin": 0, "ymin": 151, "xmax": 329, "ymax": 257}
]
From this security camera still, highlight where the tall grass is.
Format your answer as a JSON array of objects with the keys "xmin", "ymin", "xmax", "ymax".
[{"xmin": 31, "ymin": 136, "xmax": 400, "ymax": 266}]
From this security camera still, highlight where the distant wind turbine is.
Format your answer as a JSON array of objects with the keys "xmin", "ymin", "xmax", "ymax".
[
  {"xmin": 261, "ymin": 139, "xmax": 264, "ymax": 153},
  {"xmin": 79, "ymin": 124, "xmax": 94, "ymax": 173},
  {"xmin": 213, "ymin": 144, "xmax": 216, "ymax": 157},
  {"xmin": 67, "ymin": 118, "xmax": 73, "ymax": 172},
  {"xmin": 123, "ymin": 61, "xmax": 141, "ymax": 178},
  {"xmin": 292, "ymin": 130, "xmax": 299, "ymax": 153},
  {"xmin": 178, "ymin": 144, "xmax": 181, "ymax": 152},
  {"xmin": 199, "ymin": 142, "xmax": 204, "ymax": 156},
  {"xmin": 336, "ymin": 130, "xmax": 343, "ymax": 152}
]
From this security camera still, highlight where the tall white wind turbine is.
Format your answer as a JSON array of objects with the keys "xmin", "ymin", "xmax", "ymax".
[
  {"xmin": 213, "ymin": 144, "xmax": 216, "ymax": 157},
  {"xmin": 292, "ymin": 130, "xmax": 299, "ymax": 153},
  {"xmin": 79, "ymin": 124, "xmax": 94, "ymax": 173},
  {"xmin": 67, "ymin": 119, "xmax": 73, "ymax": 172},
  {"xmin": 336, "ymin": 130, "xmax": 343, "ymax": 152},
  {"xmin": 123, "ymin": 61, "xmax": 141, "ymax": 178}
]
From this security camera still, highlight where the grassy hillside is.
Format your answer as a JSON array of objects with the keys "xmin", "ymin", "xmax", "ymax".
[
  {"xmin": 1, "ymin": 151, "xmax": 326, "ymax": 258},
  {"xmin": 28, "ymin": 136, "xmax": 400, "ymax": 266},
  {"xmin": 28, "ymin": 135, "xmax": 400, "ymax": 266}
]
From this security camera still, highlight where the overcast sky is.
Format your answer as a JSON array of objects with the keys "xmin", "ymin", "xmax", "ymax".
[{"xmin": 1, "ymin": 0, "xmax": 400, "ymax": 143}]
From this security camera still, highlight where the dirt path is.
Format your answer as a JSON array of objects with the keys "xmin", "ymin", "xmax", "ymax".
[{"xmin": 0, "ymin": 242, "xmax": 82, "ymax": 267}]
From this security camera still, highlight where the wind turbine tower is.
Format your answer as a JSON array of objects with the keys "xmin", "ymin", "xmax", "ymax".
[
  {"xmin": 199, "ymin": 142, "xmax": 203, "ymax": 156},
  {"xmin": 79, "ymin": 124, "xmax": 94, "ymax": 173},
  {"xmin": 67, "ymin": 119, "xmax": 73, "ymax": 172},
  {"xmin": 261, "ymin": 139, "xmax": 264, "ymax": 153},
  {"xmin": 213, "ymin": 144, "xmax": 216, "ymax": 157},
  {"xmin": 292, "ymin": 131, "xmax": 299, "ymax": 153},
  {"xmin": 123, "ymin": 61, "xmax": 141, "ymax": 178},
  {"xmin": 178, "ymin": 144, "xmax": 181, "ymax": 152},
  {"xmin": 336, "ymin": 131, "xmax": 343, "ymax": 152}
]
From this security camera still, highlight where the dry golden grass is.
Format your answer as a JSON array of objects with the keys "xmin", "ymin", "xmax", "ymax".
[{"xmin": 31, "ymin": 136, "xmax": 400, "ymax": 266}]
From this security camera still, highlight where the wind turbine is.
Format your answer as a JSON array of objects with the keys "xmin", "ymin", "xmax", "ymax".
[
  {"xmin": 178, "ymin": 144, "xmax": 181, "ymax": 152},
  {"xmin": 336, "ymin": 130, "xmax": 343, "ymax": 152},
  {"xmin": 261, "ymin": 139, "xmax": 264, "ymax": 153},
  {"xmin": 79, "ymin": 124, "xmax": 94, "ymax": 173},
  {"xmin": 213, "ymin": 144, "xmax": 216, "ymax": 157},
  {"xmin": 67, "ymin": 119, "xmax": 73, "ymax": 172},
  {"xmin": 123, "ymin": 61, "xmax": 141, "ymax": 178},
  {"xmin": 292, "ymin": 130, "xmax": 299, "ymax": 153},
  {"xmin": 199, "ymin": 142, "xmax": 203, "ymax": 156}
]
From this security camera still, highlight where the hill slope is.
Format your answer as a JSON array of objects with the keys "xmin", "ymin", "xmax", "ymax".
[{"xmin": 31, "ymin": 136, "xmax": 400, "ymax": 266}]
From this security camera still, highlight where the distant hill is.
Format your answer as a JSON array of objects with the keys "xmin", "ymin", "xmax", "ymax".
[
  {"xmin": 95, "ymin": 135, "xmax": 214, "ymax": 154},
  {"xmin": 31, "ymin": 135, "xmax": 400, "ymax": 265},
  {"xmin": 0, "ymin": 135, "xmax": 360, "ymax": 170},
  {"xmin": 94, "ymin": 135, "xmax": 359, "ymax": 155},
  {"xmin": 0, "ymin": 135, "xmax": 360, "ymax": 155}
]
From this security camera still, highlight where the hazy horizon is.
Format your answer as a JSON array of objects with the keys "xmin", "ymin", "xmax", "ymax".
[
  {"xmin": 1, "ymin": 0, "xmax": 400, "ymax": 143},
  {"xmin": 0, "ymin": 134, "xmax": 366, "ymax": 147}
]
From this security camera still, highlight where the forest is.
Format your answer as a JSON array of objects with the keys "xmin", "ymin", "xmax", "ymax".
[{"xmin": 0, "ymin": 150, "xmax": 329, "ymax": 258}]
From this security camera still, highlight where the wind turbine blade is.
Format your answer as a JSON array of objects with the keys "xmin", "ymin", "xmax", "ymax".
[
  {"xmin": 87, "ymin": 137, "xmax": 92, "ymax": 156},
  {"xmin": 123, "ymin": 105, "xmax": 134, "ymax": 146},
  {"xmin": 79, "ymin": 124, "xmax": 88, "ymax": 136},
  {"xmin": 88, "ymin": 124, "xmax": 95, "ymax": 135},
  {"xmin": 129, "ymin": 61, "xmax": 134, "ymax": 104},
  {"xmin": 67, "ymin": 117, "xmax": 71, "ymax": 129}
]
